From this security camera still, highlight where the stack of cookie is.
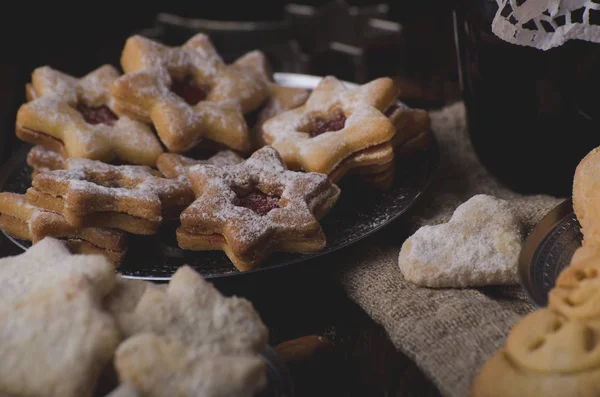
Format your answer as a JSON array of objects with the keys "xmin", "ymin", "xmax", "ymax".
[
  {"xmin": 0, "ymin": 237, "xmax": 269, "ymax": 397},
  {"xmin": 260, "ymin": 76, "xmax": 431, "ymax": 190},
  {"xmin": 0, "ymin": 31, "xmax": 430, "ymax": 271}
]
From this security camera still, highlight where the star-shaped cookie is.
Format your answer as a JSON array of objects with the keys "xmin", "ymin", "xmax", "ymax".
[
  {"xmin": 261, "ymin": 75, "xmax": 398, "ymax": 175},
  {"xmin": 16, "ymin": 65, "xmax": 164, "ymax": 166},
  {"xmin": 111, "ymin": 34, "xmax": 269, "ymax": 153},
  {"xmin": 0, "ymin": 192, "xmax": 128, "ymax": 265},
  {"xmin": 26, "ymin": 158, "xmax": 194, "ymax": 234},
  {"xmin": 177, "ymin": 146, "xmax": 341, "ymax": 270}
]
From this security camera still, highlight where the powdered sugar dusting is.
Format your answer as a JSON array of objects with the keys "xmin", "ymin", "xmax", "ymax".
[
  {"xmin": 32, "ymin": 66, "xmax": 78, "ymax": 101},
  {"xmin": 42, "ymin": 158, "xmax": 188, "ymax": 217},
  {"xmin": 262, "ymin": 76, "xmax": 396, "ymax": 174},
  {"xmin": 157, "ymin": 151, "xmax": 243, "ymax": 186},
  {"xmin": 110, "ymin": 34, "xmax": 270, "ymax": 152},
  {"xmin": 232, "ymin": 50, "xmax": 272, "ymax": 84},
  {"xmin": 18, "ymin": 65, "xmax": 163, "ymax": 165},
  {"xmin": 27, "ymin": 145, "xmax": 64, "ymax": 165},
  {"xmin": 256, "ymin": 85, "xmax": 309, "ymax": 126},
  {"xmin": 0, "ymin": 192, "xmax": 38, "ymax": 223},
  {"xmin": 33, "ymin": 65, "xmax": 119, "ymax": 108},
  {"xmin": 399, "ymin": 195, "xmax": 523, "ymax": 288},
  {"xmin": 181, "ymin": 146, "xmax": 340, "ymax": 248},
  {"xmin": 118, "ymin": 34, "xmax": 266, "ymax": 112},
  {"xmin": 111, "ymin": 67, "xmax": 237, "ymax": 151}
]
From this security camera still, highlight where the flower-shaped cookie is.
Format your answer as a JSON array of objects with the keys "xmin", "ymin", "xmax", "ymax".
[
  {"xmin": 177, "ymin": 146, "xmax": 341, "ymax": 270},
  {"xmin": 16, "ymin": 65, "xmax": 164, "ymax": 166},
  {"xmin": 261, "ymin": 76, "xmax": 398, "ymax": 174},
  {"xmin": 111, "ymin": 34, "xmax": 269, "ymax": 153},
  {"xmin": 505, "ymin": 309, "xmax": 600, "ymax": 374},
  {"xmin": 472, "ymin": 245, "xmax": 600, "ymax": 397},
  {"xmin": 549, "ymin": 251, "xmax": 600, "ymax": 320}
]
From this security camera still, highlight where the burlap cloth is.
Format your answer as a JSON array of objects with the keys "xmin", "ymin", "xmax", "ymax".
[{"xmin": 336, "ymin": 101, "xmax": 565, "ymax": 397}]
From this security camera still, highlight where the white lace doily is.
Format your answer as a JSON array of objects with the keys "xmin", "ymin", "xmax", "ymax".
[{"xmin": 492, "ymin": 0, "xmax": 600, "ymax": 50}]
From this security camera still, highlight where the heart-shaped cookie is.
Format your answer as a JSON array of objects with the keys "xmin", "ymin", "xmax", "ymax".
[{"xmin": 398, "ymin": 194, "xmax": 523, "ymax": 288}]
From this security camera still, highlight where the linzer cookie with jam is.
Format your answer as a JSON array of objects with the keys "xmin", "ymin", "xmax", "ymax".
[
  {"xmin": 177, "ymin": 146, "xmax": 341, "ymax": 271},
  {"xmin": 16, "ymin": 65, "xmax": 164, "ymax": 166},
  {"xmin": 348, "ymin": 105, "xmax": 431, "ymax": 190},
  {"xmin": 261, "ymin": 76, "xmax": 398, "ymax": 184},
  {"xmin": 322, "ymin": 104, "xmax": 430, "ymax": 189},
  {"xmin": 26, "ymin": 158, "xmax": 194, "ymax": 235},
  {"xmin": 0, "ymin": 192, "xmax": 127, "ymax": 265},
  {"xmin": 111, "ymin": 33, "xmax": 269, "ymax": 153}
]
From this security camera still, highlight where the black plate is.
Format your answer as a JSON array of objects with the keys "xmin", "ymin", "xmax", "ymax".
[
  {"xmin": 0, "ymin": 73, "xmax": 439, "ymax": 281},
  {"xmin": 518, "ymin": 199, "xmax": 582, "ymax": 307}
]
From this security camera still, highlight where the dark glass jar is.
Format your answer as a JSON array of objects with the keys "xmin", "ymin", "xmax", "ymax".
[{"xmin": 454, "ymin": 0, "xmax": 600, "ymax": 197}]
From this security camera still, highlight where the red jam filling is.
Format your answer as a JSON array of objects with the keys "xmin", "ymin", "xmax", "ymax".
[
  {"xmin": 309, "ymin": 114, "xmax": 346, "ymax": 137},
  {"xmin": 204, "ymin": 234, "xmax": 226, "ymax": 244},
  {"xmin": 236, "ymin": 190, "xmax": 280, "ymax": 216},
  {"xmin": 76, "ymin": 103, "xmax": 118, "ymax": 126},
  {"xmin": 384, "ymin": 104, "xmax": 400, "ymax": 117},
  {"xmin": 171, "ymin": 76, "xmax": 208, "ymax": 106}
]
